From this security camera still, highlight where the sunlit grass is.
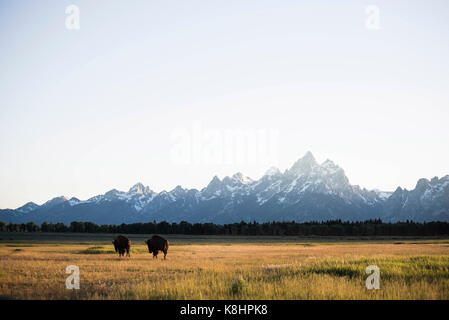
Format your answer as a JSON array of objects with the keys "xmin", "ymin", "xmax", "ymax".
[{"xmin": 0, "ymin": 239, "xmax": 448, "ymax": 299}]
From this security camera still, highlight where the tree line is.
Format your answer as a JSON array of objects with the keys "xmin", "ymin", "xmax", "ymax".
[{"xmin": 1, "ymin": 219, "xmax": 449, "ymax": 236}]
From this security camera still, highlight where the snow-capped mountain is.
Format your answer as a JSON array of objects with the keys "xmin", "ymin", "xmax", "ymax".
[
  {"xmin": 1, "ymin": 152, "xmax": 448, "ymax": 224},
  {"xmin": 383, "ymin": 176, "xmax": 449, "ymax": 222}
]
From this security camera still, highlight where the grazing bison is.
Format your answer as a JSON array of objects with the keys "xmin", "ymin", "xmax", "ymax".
[
  {"xmin": 112, "ymin": 235, "xmax": 131, "ymax": 257},
  {"xmin": 145, "ymin": 235, "xmax": 169, "ymax": 260}
]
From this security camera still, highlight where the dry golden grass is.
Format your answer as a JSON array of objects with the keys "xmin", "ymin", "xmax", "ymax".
[{"xmin": 1, "ymin": 239, "xmax": 448, "ymax": 299}]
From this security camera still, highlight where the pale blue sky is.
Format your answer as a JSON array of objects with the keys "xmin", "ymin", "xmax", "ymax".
[{"xmin": 1, "ymin": 0, "xmax": 449, "ymax": 208}]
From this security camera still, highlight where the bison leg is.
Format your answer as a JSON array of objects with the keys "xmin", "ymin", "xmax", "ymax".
[{"xmin": 163, "ymin": 250, "xmax": 167, "ymax": 260}]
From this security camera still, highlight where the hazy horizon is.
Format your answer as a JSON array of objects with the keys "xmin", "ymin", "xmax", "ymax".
[
  {"xmin": 1, "ymin": 0, "xmax": 449, "ymax": 209},
  {"xmin": 2, "ymin": 150, "xmax": 449, "ymax": 209}
]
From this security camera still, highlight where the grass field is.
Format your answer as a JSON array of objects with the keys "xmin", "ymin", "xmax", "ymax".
[{"xmin": 0, "ymin": 233, "xmax": 448, "ymax": 300}]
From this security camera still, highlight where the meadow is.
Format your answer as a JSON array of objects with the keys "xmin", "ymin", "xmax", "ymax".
[{"xmin": 0, "ymin": 233, "xmax": 448, "ymax": 299}]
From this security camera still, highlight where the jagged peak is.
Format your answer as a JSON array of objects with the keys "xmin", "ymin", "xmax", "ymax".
[
  {"xmin": 302, "ymin": 151, "xmax": 316, "ymax": 162},
  {"xmin": 42, "ymin": 196, "xmax": 68, "ymax": 207},
  {"xmin": 393, "ymin": 186, "xmax": 404, "ymax": 193},
  {"xmin": 170, "ymin": 185, "xmax": 186, "ymax": 194},
  {"xmin": 105, "ymin": 189, "xmax": 120, "ymax": 196},
  {"xmin": 18, "ymin": 201, "xmax": 38, "ymax": 208},
  {"xmin": 416, "ymin": 178, "xmax": 430, "ymax": 189},
  {"xmin": 431, "ymin": 175, "xmax": 449, "ymax": 183},
  {"xmin": 415, "ymin": 176, "xmax": 449, "ymax": 191},
  {"xmin": 16, "ymin": 201, "xmax": 39, "ymax": 213},
  {"xmin": 205, "ymin": 175, "xmax": 223, "ymax": 189},
  {"xmin": 68, "ymin": 197, "xmax": 81, "ymax": 206},
  {"xmin": 321, "ymin": 159, "xmax": 336, "ymax": 167},
  {"xmin": 128, "ymin": 182, "xmax": 151, "ymax": 195},
  {"xmin": 232, "ymin": 172, "xmax": 244, "ymax": 179},
  {"xmin": 320, "ymin": 159, "xmax": 343, "ymax": 175},
  {"xmin": 231, "ymin": 172, "xmax": 253, "ymax": 184},
  {"xmin": 289, "ymin": 151, "xmax": 318, "ymax": 174},
  {"xmin": 52, "ymin": 196, "xmax": 68, "ymax": 201}
]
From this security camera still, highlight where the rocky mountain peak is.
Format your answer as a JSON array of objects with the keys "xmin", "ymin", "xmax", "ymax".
[
  {"xmin": 16, "ymin": 202, "xmax": 39, "ymax": 213},
  {"xmin": 320, "ymin": 159, "xmax": 343, "ymax": 175},
  {"xmin": 204, "ymin": 175, "xmax": 224, "ymax": 192},
  {"xmin": 289, "ymin": 151, "xmax": 318, "ymax": 175},
  {"xmin": 415, "ymin": 178, "xmax": 430, "ymax": 191},
  {"xmin": 231, "ymin": 172, "xmax": 253, "ymax": 184},
  {"xmin": 170, "ymin": 185, "xmax": 186, "ymax": 196},
  {"xmin": 128, "ymin": 182, "xmax": 150, "ymax": 195},
  {"xmin": 42, "ymin": 196, "xmax": 68, "ymax": 208}
]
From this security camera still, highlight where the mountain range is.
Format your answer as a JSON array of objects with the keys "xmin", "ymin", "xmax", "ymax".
[{"xmin": 1, "ymin": 152, "xmax": 448, "ymax": 225}]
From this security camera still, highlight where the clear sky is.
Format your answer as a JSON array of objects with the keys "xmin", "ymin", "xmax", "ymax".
[{"xmin": 1, "ymin": 0, "xmax": 449, "ymax": 209}]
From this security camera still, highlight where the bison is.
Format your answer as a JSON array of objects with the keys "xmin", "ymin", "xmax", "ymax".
[
  {"xmin": 112, "ymin": 235, "xmax": 131, "ymax": 257},
  {"xmin": 145, "ymin": 235, "xmax": 169, "ymax": 260}
]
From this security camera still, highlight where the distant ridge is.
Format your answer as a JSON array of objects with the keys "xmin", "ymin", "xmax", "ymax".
[{"xmin": 1, "ymin": 152, "xmax": 448, "ymax": 224}]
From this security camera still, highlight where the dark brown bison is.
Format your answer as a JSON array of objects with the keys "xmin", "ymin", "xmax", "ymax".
[
  {"xmin": 145, "ymin": 235, "xmax": 169, "ymax": 260},
  {"xmin": 112, "ymin": 235, "xmax": 131, "ymax": 257}
]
